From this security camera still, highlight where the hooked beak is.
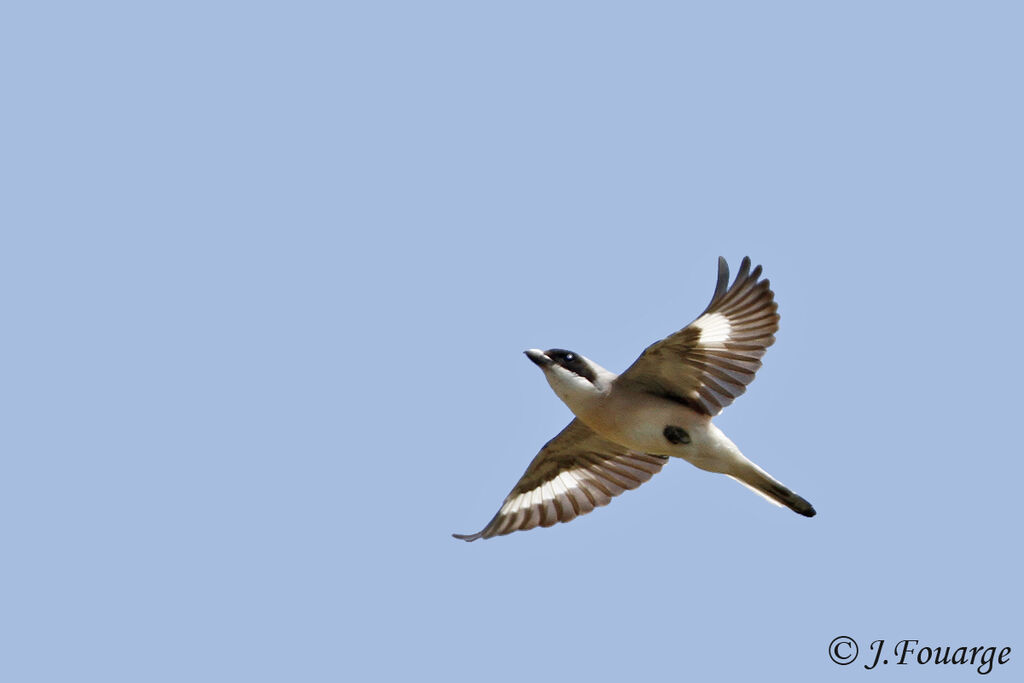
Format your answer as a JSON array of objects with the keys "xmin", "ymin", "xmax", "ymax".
[{"xmin": 524, "ymin": 349, "xmax": 552, "ymax": 368}]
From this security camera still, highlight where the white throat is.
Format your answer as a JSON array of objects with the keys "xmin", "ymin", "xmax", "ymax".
[{"xmin": 544, "ymin": 362, "xmax": 616, "ymax": 416}]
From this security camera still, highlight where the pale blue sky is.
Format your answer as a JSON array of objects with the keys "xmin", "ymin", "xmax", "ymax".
[{"xmin": 3, "ymin": 2, "xmax": 1022, "ymax": 681}]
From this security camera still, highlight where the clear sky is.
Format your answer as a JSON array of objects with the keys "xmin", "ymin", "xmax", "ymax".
[{"xmin": 3, "ymin": 2, "xmax": 1022, "ymax": 681}]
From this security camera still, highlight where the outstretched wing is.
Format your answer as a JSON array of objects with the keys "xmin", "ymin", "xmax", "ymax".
[
  {"xmin": 453, "ymin": 419, "xmax": 668, "ymax": 542},
  {"xmin": 618, "ymin": 256, "xmax": 779, "ymax": 417}
]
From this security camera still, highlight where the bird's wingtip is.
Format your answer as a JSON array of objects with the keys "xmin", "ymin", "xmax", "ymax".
[{"xmin": 708, "ymin": 256, "xmax": 730, "ymax": 308}]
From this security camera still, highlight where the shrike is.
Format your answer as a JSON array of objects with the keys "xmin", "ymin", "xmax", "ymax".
[{"xmin": 453, "ymin": 256, "xmax": 815, "ymax": 541}]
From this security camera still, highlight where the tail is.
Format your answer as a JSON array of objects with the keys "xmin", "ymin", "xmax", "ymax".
[{"xmin": 728, "ymin": 459, "xmax": 816, "ymax": 517}]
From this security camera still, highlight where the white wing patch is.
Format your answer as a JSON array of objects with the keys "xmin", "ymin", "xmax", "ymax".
[
  {"xmin": 694, "ymin": 312, "xmax": 732, "ymax": 345},
  {"xmin": 502, "ymin": 466, "xmax": 588, "ymax": 514},
  {"xmin": 558, "ymin": 470, "xmax": 579, "ymax": 491}
]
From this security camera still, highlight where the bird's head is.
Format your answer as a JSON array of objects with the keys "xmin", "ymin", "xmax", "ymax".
[{"xmin": 524, "ymin": 348, "xmax": 614, "ymax": 405}]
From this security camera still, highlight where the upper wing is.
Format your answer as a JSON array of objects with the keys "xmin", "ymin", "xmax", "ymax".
[
  {"xmin": 618, "ymin": 256, "xmax": 779, "ymax": 417},
  {"xmin": 453, "ymin": 419, "xmax": 668, "ymax": 541}
]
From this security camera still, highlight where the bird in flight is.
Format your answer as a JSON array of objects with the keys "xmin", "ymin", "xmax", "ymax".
[{"xmin": 453, "ymin": 256, "xmax": 815, "ymax": 542}]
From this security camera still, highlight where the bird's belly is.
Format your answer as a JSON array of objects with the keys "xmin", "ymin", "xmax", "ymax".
[{"xmin": 580, "ymin": 397, "xmax": 711, "ymax": 456}]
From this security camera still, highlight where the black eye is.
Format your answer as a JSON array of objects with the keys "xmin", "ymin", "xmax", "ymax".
[{"xmin": 564, "ymin": 353, "xmax": 575, "ymax": 362}]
